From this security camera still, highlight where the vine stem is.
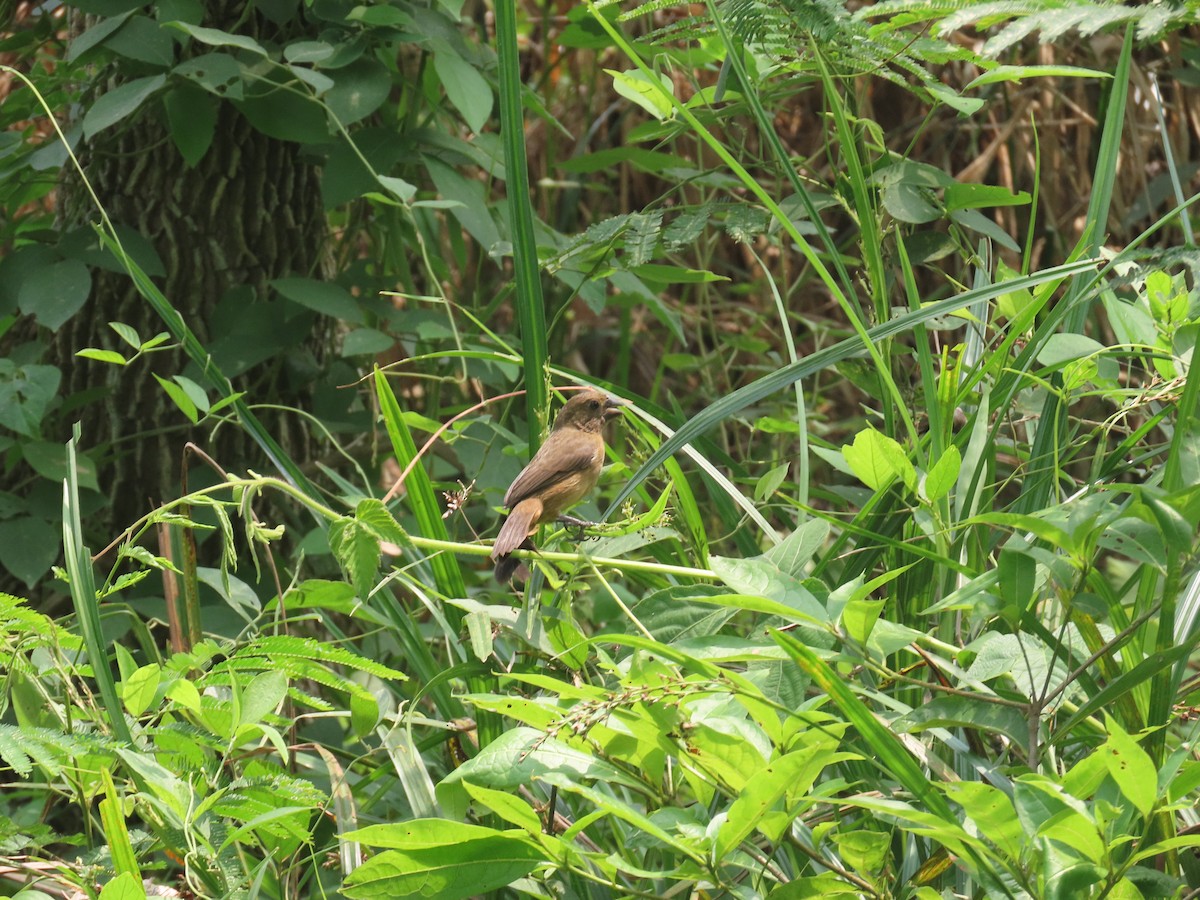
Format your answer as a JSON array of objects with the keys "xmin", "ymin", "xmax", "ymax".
[{"xmin": 93, "ymin": 474, "xmax": 718, "ymax": 581}]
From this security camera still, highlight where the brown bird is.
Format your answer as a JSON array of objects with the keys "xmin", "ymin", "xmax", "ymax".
[{"xmin": 491, "ymin": 388, "xmax": 622, "ymax": 583}]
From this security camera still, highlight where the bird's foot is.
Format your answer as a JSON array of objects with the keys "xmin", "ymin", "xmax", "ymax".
[{"xmin": 557, "ymin": 514, "xmax": 599, "ymax": 540}]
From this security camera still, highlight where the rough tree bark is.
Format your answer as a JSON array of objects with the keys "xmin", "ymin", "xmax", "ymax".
[{"xmin": 55, "ymin": 1, "xmax": 328, "ymax": 535}]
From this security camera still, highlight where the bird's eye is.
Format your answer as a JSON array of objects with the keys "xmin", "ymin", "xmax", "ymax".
[{"xmin": 589, "ymin": 399, "xmax": 600, "ymax": 410}]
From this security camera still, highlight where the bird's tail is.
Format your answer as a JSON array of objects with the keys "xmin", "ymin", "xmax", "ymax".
[{"xmin": 492, "ymin": 499, "xmax": 541, "ymax": 583}]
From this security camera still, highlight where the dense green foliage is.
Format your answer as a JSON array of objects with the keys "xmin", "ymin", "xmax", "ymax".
[{"xmin": 3, "ymin": 0, "xmax": 1200, "ymax": 897}]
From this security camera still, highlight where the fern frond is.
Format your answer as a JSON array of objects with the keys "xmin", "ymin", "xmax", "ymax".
[{"xmin": 0, "ymin": 724, "xmax": 104, "ymax": 777}]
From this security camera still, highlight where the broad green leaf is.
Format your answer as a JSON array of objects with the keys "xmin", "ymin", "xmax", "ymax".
[
  {"xmin": 341, "ymin": 837, "xmax": 543, "ymax": 900},
  {"xmin": 436, "ymin": 727, "xmax": 642, "ymax": 819},
  {"xmin": 1102, "ymin": 717, "xmax": 1156, "ymax": 819},
  {"xmin": 433, "ymin": 44, "xmax": 493, "ymax": 134},
  {"xmin": 164, "ymin": 21, "xmax": 267, "ymax": 55},
  {"xmin": 108, "ymin": 321, "xmax": 141, "ymax": 348},
  {"xmin": 896, "ymin": 696, "xmax": 1030, "ymax": 755},
  {"xmin": 22, "ymin": 441, "xmax": 100, "ymax": 491},
  {"xmin": 238, "ymin": 670, "xmax": 287, "ymax": 727},
  {"xmin": 0, "ymin": 517, "xmax": 58, "ymax": 589},
  {"xmin": 882, "ymin": 182, "xmax": 940, "ymax": 224},
  {"xmin": 164, "ymin": 88, "xmax": 217, "ymax": 166},
  {"xmin": 97, "ymin": 872, "xmax": 145, "ymax": 900},
  {"xmin": 349, "ymin": 819, "xmax": 523, "ymax": 850},
  {"xmin": 83, "ymin": 74, "xmax": 166, "ymax": 138},
  {"xmin": 762, "ymin": 518, "xmax": 829, "ymax": 577},
  {"xmin": 376, "ymin": 175, "xmax": 417, "ymax": 202},
  {"xmin": 966, "ymin": 65, "xmax": 1110, "ymax": 88},
  {"xmin": 558, "ymin": 147, "xmax": 689, "ymax": 174},
  {"xmin": 17, "ymin": 258, "xmax": 91, "ymax": 330},
  {"xmin": 717, "ymin": 745, "xmax": 845, "ymax": 857},
  {"xmin": 709, "ymin": 556, "xmax": 829, "ymax": 624},
  {"xmin": 1013, "ymin": 773, "xmax": 1101, "ymax": 862},
  {"xmin": 0, "ymin": 363, "xmax": 62, "ymax": 436},
  {"xmin": 921, "ymin": 444, "xmax": 960, "ymax": 503},
  {"xmin": 272, "ymin": 277, "xmax": 362, "ymax": 323},
  {"xmin": 605, "ymin": 67, "xmax": 674, "ymax": 121},
  {"xmin": 121, "ymin": 664, "xmax": 161, "ymax": 717},
  {"xmin": 461, "ymin": 782, "xmax": 543, "ymax": 834},
  {"xmin": 355, "ymin": 498, "xmax": 406, "ymax": 544},
  {"xmin": 831, "ymin": 830, "xmax": 890, "ymax": 875},
  {"xmin": 754, "ymin": 462, "xmax": 790, "ymax": 502},
  {"xmin": 842, "ymin": 428, "xmax": 915, "ymax": 492},
  {"xmin": 629, "ymin": 263, "xmax": 729, "ymax": 284},
  {"xmin": 284, "ymin": 41, "xmax": 335, "ymax": 64},
  {"xmin": 153, "ymin": 373, "xmax": 198, "ymax": 423},
  {"xmin": 944, "ymin": 183, "xmax": 1030, "ymax": 212},
  {"xmin": 342, "ymin": 328, "xmax": 396, "ymax": 357},
  {"xmin": 327, "ymin": 518, "xmax": 381, "ymax": 601},
  {"xmin": 326, "ymin": 58, "xmax": 392, "ymax": 125},
  {"xmin": 236, "ymin": 87, "xmax": 331, "ymax": 143},
  {"xmin": 172, "ymin": 52, "xmax": 244, "ymax": 99},
  {"xmin": 943, "ymin": 782, "xmax": 1024, "ymax": 861}
]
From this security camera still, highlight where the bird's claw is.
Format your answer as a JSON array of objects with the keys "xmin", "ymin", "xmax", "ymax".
[{"xmin": 557, "ymin": 514, "xmax": 598, "ymax": 540}]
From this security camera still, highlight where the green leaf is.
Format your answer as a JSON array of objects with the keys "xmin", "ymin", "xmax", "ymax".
[
  {"xmin": 921, "ymin": 444, "xmax": 960, "ymax": 503},
  {"xmin": 461, "ymin": 782, "xmax": 542, "ymax": 834},
  {"xmin": 236, "ymin": 87, "xmax": 331, "ymax": 143},
  {"xmin": 97, "ymin": 871, "xmax": 146, "ymax": 900},
  {"xmin": 271, "ymin": 277, "xmax": 362, "ymax": 323},
  {"xmin": 0, "ymin": 517, "xmax": 58, "ymax": 589},
  {"xmin": 895, "ymin": 696, "xmax": 1030, "ymax": 755},
  {"xmin": 842, "ymin": 428, "xmax": 915, "ymax": 492},
  {"xmin": 558, "ymin": 146, "xmax": 689, "ymax": 174},
  {"xmin": 342, "ymin": 328, "xmax": 396, "ymax": 357},
  {"xmin": 239, "ymin": 670, "xmax": 287, "ymax": 727},
  {"xmin": 709, "ymin": 556, "xmax": 828, "ymax": 624},
  {"xmin": 23, "ymin": 441, "xmax": 100, "ymax": 491},
  {"xmin": 284, "ymin": 41, "xmax": 335, "ymax": 64},
  {"xmin": 122, "ymin": 664, "xmax": 161, "ymax": 717},
  {"xmin": 754, "ymin": 462, "xmax": 789, "ymax": 502},
  {"xmin": 17, "ymin": 258, "xmax": 91, "ymax": 330},
  {"xmin": 426, "ymin": 158, "xmax": 502, "ymax": 251},
  {"xmin": 67, "ymin": 12, "xmax": 134, "ymax": 62},
  {"xmin": 355, "ymin": 498, "xmax": 406, "ymax": 544},
  {"xmin": 629, "ymin": 263, "xmax": 729, "ymax": 284},
  {"xmin": 345, "ymin": 5, "xmax": 412, "ymax": 26},
  {"xmin": 325, "ymin": 58, "xmax": 392, "ymax": 126},
  {"xmin": 717, "ymin": 745, "xmax": 847, "ymax": 857},
  {"xmin": 154, "ymin": 373, "xmax": 198, "ymax": 424},
  {"xmin": 328, "ymin": 518, "xmax": 380, "ymax": 601},
  {"xmin": 882, "ymin": 182, "xmax": 940, "ymax": 224},
  {"xmin": 966, "ymin": 65, "xmax": 1110, "ymax": 89},
  {"xmin": 108, "ymin": 321, "xmax": 141, "ymax": 348},
  {"xmin": 944, "ymin": 183, "xmax": 1030, "ymax": 212},
  {"xmin": 376, "ymin": 175, "xmax": 417, "ymax": 203},
  {"xmin": 0, "ymin": 362, "xmax": 61, "ymax": 436},
  {"xmin": 83, "ymin": 74, "xmax": 166, "ymax": 138},
  {"xmin": 164, "ymin": 21, "xmax": 267, "ymax": 55},
  {"xmin": 606, "ymin": 67, "xmax": 674, "ymax": 121},
  {"xmin": 342, "ymin": 834, "xmax": 543, "ymax": 900},
  {"xmin": 1102, "ymin": 717, "xmax": 1157, "ymax": 819},
  {"xmin": 172, "ymin": 52, "xmax": 244, "ymax": 99},
  {"xmin": 432, "ymin": 44, "xmax": 493, "ymax": 134},
  {"xmin": 104, "ymin": 14, "xmax": 175, "ymax": 66},
  {"xmin": 943, "ymin": 782, "xmax": 1024, "ymax": 861}
]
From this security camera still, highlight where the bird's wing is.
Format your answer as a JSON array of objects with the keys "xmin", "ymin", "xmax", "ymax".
[{"xmin": 503, "ymin": 436, "xmax": 601, "ymax": 508}]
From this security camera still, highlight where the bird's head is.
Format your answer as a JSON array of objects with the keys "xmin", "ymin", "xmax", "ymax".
[{"xmin": 552, "ymin": 389, "xmax": 622, "ymax": 433}]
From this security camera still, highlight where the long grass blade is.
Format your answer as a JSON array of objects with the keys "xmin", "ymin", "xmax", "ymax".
[{"xmin": 495, "ymin": 0, "xmax": 549, "ymax": 445}]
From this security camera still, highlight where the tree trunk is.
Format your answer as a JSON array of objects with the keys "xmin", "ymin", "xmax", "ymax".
[{"xmin": 55, "ymin": 3, "xmax": 328, "ymax": 535}]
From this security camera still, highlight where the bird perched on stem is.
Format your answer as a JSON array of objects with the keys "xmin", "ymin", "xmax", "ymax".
[{"xmin": 491, "ymin": 388, "xmax": 621, "ymax": 583}]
